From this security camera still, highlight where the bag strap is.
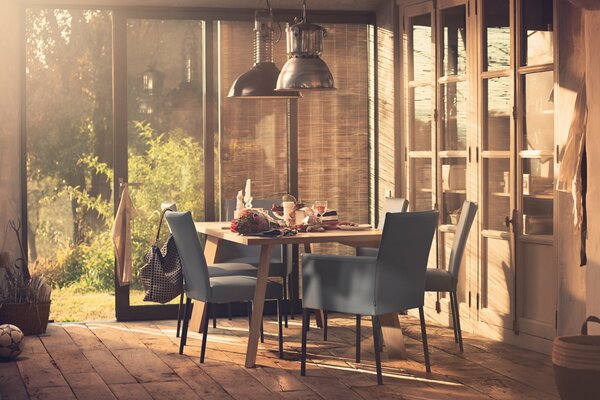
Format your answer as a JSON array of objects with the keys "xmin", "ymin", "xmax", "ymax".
[
  {"xmin": 154, "ymin": 208, "xmax": 174, "ymax": 245},
  {"xmin": 581, "ymin": 315, "xmax": 600, "ymax": 335}
]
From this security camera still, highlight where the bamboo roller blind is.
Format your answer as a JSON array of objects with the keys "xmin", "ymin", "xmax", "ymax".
[{"xmin": 219, "ymin": 22, "xmax": 370, "ymax": 245}]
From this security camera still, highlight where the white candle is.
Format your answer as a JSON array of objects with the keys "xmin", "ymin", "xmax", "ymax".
[{"xmin": 244, "ymin": 179, "xmax": 252, "ymax": 208}]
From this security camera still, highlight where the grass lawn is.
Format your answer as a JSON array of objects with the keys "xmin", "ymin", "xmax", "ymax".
[{"xmin": 49, "ymin": 287, "xmax": 147, "ymax": 322}]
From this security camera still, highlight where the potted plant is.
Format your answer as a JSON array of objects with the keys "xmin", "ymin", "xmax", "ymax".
[{"xmin": 0, "ymin": 220, "xmax": 52, "ymax": 335}]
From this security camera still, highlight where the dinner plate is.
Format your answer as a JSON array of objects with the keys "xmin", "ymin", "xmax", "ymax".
[{"xmin": 337, "ymin": 224, "xmax": 372, "ymax": 231}]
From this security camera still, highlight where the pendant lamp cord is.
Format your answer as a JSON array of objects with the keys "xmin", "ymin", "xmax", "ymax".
[{"xmin": 302, "ymin": 0, "xmax": 307, "ymax": 21}]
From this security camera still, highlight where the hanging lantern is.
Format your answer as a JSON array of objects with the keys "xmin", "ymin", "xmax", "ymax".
[
  {"xmin": 276, "ymin": 0, "xmax": 335, "ymax": 91},
  {"xmin": 137, "ymin": 67, "xmax": 164, "ymax": 115},
  {"xmin": 228, "ymin": 2, "xmax": 301, "ymax": 99}
]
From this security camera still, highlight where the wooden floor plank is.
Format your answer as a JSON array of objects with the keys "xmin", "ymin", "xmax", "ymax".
[
  {"xmin": 10, "ymin": 315, "xmax": 558, "ymax": 400},
  {"xmin": 16, "ymin": 353, "xmax": 69, "ymax": 389},
  {"xmin": 142, "ymin": 380, "xmax": 202, "ymax": 400},
  {"xmin": 0, "ymin": 362, "xmax": 29, "ymax": 400},
  {"xmin": 62, "ymin": 372, "xmax": 116, "ymax": 400},
  {"xmin": 62, "ymin": 324, "xmax": 107, "ymax": 352},
  {"xmin": 26, "ymin": 386, "xmax": 76, "ymax": 400},
  {"xmin": 108, "ymin": 383, "xmax": 153, "ymax": 400},
  {"xmin": 112, "ymin": 347, "xmax": 179, "ymax": 383},
  {"xmin": 82, "ymin": 349, "xmax": 137, "ymax": 385},
  {"xmin": 203, "ymin": 364, "xmax": 279, "ymax": 400}
]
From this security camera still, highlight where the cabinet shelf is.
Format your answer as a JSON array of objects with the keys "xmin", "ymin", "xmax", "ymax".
[
  {"xmin": 443, "ymin": 189, "xmax": 466, "ymax": 194},
  {"xmin": 519, "ymin": 150, "xmax": 553, "ymax": 159},
  {"xmin": 439, "ymin": 224, "xmax": 457, "ymax": 233},
  {"xmin": 491, "ymin": 192, "xmax": 510, "ymax": 198},
  {"xmin": 523, "ymin": 193, "xmax": 553, "ymax": 200},
  {"xmin": 439, "ymin": 150, "xmax": 467, "ymax": 158}
]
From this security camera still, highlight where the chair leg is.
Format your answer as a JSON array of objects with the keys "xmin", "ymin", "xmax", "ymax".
[
  {"xmin": 261, "ymin": 318, "xmax": 265, "ymax": 344},
  {"xmin": 179, "ymin": 297, "xmax": 191, "ymax": 354},
  {"xmin": 227, "ymin": 303, "xmax": 233, "ymax": 320},
  {"xmin": 355, "ymin": 314, "xmax": 361, "ymax": 363},
  {"xmin": 212, "ymin": 304, "xmax": 217, "ymax": 329},
  {"xmin": 289, "ymin": 275, "xmax": 295, "ymax": 320},
  {"xmin": 283, "ymin": 276, "xmax": 289, "ymax": 328},
  {"xmin": 377, "ymin": 317, "xmax": 384, "ymax": 352},
  {"xmin": 419, "ymin": 306, "xmax": 431, "ymax": 373},
  {"xmin": 176, "ymin": 292, "xmax": 184, "ymax": 338},
  {"xmin": 372, "ymin": 316, "xmax": 383, "ymax": 385},
  {"xmin": 452, "ymin": 292, "xmax": 464, "ymax": 352},
  {"xmin": 200, "ymin": 303, "xmax": 210, "ymax": 363},
  {"xmin": 301, "ymin": 308, "xmax": 310, "ymax": 376},
  {"xmin": 277, "ymin": 300, "xmax": 284, "ymax": 359},
  {"xmin": 247, "ymin": 301, "xmax": 252, "ymax": 329},
  {"xmin": 323, "ymin": 310, "xmax": 328, "ymax": 341},
  {"xmin": 449, "ymin": 292, "xmax": 459, "ymax": 344}
]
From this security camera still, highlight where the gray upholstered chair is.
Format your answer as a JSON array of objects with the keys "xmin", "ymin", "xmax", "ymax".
[
  {"xmin": 425, "ymin": 201, "xmax": 477, "ymax": 352},
  {"xmin": 356, "ymin": 197, "xmax": 409, "ymax": 258},
  {"xmin": 301, "ymin": 210, "xmax": 438, "ymax": 384},
  {"xmin": 223, "ymin": 199, "xmax": 293, "ymax": 323},
  {"xmin": 165, "ymin": 211, "xmax": 285, "ymax": 361},
  {"xmin": 313, "ymin": 198, "xmax": 408, "ymax": 343}
]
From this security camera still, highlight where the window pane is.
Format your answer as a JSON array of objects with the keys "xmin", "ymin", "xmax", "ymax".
[
  {"xmin": 441, "ymin": 158, "xmax": 467, "ymax": 225},
  {"xmin": 484, "ymin": 0, "xmax": 511, "ymax": 70},
  {"xmin": 219, "ymin": 21, "xmax": 289, "ymax": 207},
  {"xmin": 126, "ymin": 19, "xmax": 205, "ymax": 306},
  {"xmin": 485, "ymin": 77, "xmax": 511, "ymax": 151},
  {"xmin": 523, "ymin": 71, "xmax": 554, "ymax": 151},
  {"xmin": 26, "ymin": 9, "xmax": 114, "ymax": 320},
  {"xmin": 410, "ymin": 85, "xmax": 433, "ymax": 151},
  {"xmin": 441, "ymin": 5, "xmax": 467, "ymax": 76},
  {"xmin": 521, "ymin": 0, "xmax": 553, "ymax": 66},
  {"xmin": 441, "ymin": 80, "xmax": 468, "ymax": 151},
  {"xmin": 522, "ymin": 158, "xmax": 553, "ymax": 236},
  {"xmin": 411, "ymin": 158, "xmax": 434, "ymax": 211},
  {"xmin": 410, "ymin": 14, "xmax": 432, "ymax": 82},
  {"xmin": 484, "ymin": 158, "xmax": 511, "ymax": 232}
]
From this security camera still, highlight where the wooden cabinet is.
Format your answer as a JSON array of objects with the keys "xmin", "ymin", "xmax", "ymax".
[{"xmin": 401, "ymin": 0, "xmax": 557, "ymax": 351}]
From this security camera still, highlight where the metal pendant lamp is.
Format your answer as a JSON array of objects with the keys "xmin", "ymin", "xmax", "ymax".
[
  {"xmin": 276, "ymin": 0, "xmax": 335, "ymax": 91},
  {"xmin": 228, "ymin": 1, "xmax": 301, "ymax": 99}
]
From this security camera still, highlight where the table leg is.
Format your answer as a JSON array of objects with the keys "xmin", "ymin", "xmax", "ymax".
[
  {"xmin": 189, "ymin": 236, "xmax": 222, "ymax": 333},
  {"xmin": 302, "ymin": 243, "xmax": 324, "ymax": 328},
  {"xmin": 245, "ymin": 244, "xmax": 273, "ymax": 368},
  {"xmin": 379, "ymin": 312, "xmax": 407, "ymax": 359}
]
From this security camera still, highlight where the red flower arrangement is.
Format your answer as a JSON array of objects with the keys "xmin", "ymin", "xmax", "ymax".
[{"xmin": 231, "ymin": 210, "xmax": 271, "ymax": 235}]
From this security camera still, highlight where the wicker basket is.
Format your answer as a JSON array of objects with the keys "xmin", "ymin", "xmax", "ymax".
[
  {"xmin": 0, "ymin": 302, "xmax": 51, "ymax": 335},
  {"xmin": 553, "ymin": 316, "xmax": 600, "ymax": 400}
]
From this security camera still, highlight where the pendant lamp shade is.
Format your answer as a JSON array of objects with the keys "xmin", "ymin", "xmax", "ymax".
[
  {"xmin": 275, "ymin": 2, "xmax": 335, "ymax": 91},
  {"xmin": 228, "ymin": 8, "xmax": 300, "ymax": 99}
]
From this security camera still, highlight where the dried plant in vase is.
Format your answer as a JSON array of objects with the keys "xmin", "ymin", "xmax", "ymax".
[{"xmin": 0, "ymin": 220, "xmax": 52, "ymax": 335}]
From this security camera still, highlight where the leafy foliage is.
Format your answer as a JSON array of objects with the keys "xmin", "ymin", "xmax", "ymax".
[{"xmin": 30, "ymin": 122, "xmax": 204, "ymax": 290}]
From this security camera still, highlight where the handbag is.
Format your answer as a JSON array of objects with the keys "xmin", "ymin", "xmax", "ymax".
[{"xmin": 140, "ymin": 209, "xmax": 183, "ymax": 304}]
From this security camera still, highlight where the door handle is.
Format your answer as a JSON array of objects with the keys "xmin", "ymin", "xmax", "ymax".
[{"xmin": 504, "ymin": 209, "xmax": 519, "ymax": 232}]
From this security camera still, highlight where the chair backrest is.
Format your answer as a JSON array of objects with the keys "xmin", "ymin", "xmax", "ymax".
[
  {"xmin": 377, "ymin": 197, "xmax": 409, "ymax": 229},
  {"xmin": 223, "ymin": 198, "xmax": 284, "ymax": 264},
  {"xmin": 375, "ymin": 210, "xmax": 438, "ymax": 312},
  {"xmin": 447, "ymin": 201, "xmax": 478, "ymax": 280},
  {"xmin": 165, "ymin": 211, "xmax": 211, "ymax": 301}
]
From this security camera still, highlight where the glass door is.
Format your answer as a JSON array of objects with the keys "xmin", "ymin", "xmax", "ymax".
[
  {"xmin": 435, "ymin": 0, "xmax": 471, "ymax": 318},
  {"xmin": 404, "ymin": 3, "xmax": 439, "ymax": 305},
  {"xmin": 113, "ymin": 13, "xmax": 209, "ymax": 319},
  {"xmin": 514, "ymin": 0, "xmax": 556, "ymax": 338},
  {"xmin": 477, "ymin": 0, "xmax": 516, "ymax": 331}
]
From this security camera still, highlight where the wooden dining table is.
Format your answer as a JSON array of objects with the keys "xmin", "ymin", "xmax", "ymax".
[{"xmin": 191, "ymin": 221, "xmax": 408, "ymax": 368}]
